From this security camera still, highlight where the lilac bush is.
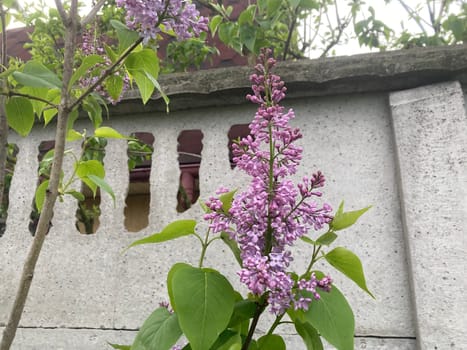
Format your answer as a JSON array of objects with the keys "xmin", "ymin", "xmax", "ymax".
[
  {"xmin": 205, "ymin": 50, "xmax": 333, "ymax": 315},
  {"xmin": 116, "ymin": 0, "xmax": 208, "ymax": 43},
  {"xmin": 120, "ymin": 49, "xmax": 372, "ymax": 350}
]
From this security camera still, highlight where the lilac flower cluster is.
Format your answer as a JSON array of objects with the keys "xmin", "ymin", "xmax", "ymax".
[
  {"xmin": 204, "ymin": 49, "xmax": 333, "ymax": 315},
  {"xmin": 79, "ymin": 27, "xmax": 130, "ymax": 104},
  {"xmin": 116, "ymin": 0, "xmax": 208, "ymax": 44}
]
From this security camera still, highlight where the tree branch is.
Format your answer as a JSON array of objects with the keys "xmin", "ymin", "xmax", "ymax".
[
  {"xmin": 397, "ymin": 0, "xmax": 430, "ymax": 34},
  {"xmin": 0, "ymin": 1, "xmax": 79, "ymax": 348},
  {"xmin": 0, "ymin": 0, "xmax": 9, "ymax": 224},
  {"xmin": 283, "ymin": 6, "xmax": 299, "ymax": 61},
  {"xmin": 54, "ymin": 0, "xmax": 68, "ymax": 23},
  {"xmin": 0, "ymin": 92, "xmax": 59, "ymax": 108},
  {"xmin": 81, "ymin": 0, "xmax": 106, "ymax": 27},
  {"xmin": 70, "ymin": 36, "xmax": 143, "ymax": 110}
]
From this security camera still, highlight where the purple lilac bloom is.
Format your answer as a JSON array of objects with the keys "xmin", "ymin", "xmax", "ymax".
[
  {"xmin": 79, "ymin": 26, "xmax": 130, "ymax": 104},
  {"xmin": 204, "ymin": 49, "xmax": 333, "ymax": 315},
  {"xmin": 116, "ymin": 0, "xmax": 208, "ymax": 44}
]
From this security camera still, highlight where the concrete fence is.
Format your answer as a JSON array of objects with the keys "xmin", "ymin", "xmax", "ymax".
[{"xmin": 1, "ymin": 45, "xmax": 466, "ymax": 349}]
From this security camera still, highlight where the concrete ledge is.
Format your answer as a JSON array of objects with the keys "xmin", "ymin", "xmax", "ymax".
[
  {"xmin": 2, "ymin": 328, "xmax": 416, "ymax": 350},
  {"xmin": 114, "ymin": 45, "xmax": 467, "ymax": 114}
]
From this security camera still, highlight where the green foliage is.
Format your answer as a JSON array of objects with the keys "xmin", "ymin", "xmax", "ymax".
[
  {"xmin": 330, "ymin": 202, "xmax": 371, "ymax": 231},
  {"xmin": 164, "ymin": 33, "xmax": 219, "ymax": 73},
  {"xmin": 34, "ymin": 180, "xmax": 49, "ymax": 213},
  {"xmin": 300, "ymin": 286, "xmax": 355, "ymax": 350},
  {"xmin": 131, "ymin": 307, "xmax": 182, "ymax": 350},
  {"xmin": 325, "ymin": 247, "xmax": 374, "ymax": 298},
  {"xmin": 294, "ymin": 319, "xmax": 324, "ymax": 350},
  {"xmin": 257, "ymin": 334, "xmax": 286, "ymax": 350},
  {"xmin": 169, "ymin": 264, "xmax": 236, "ymax": 350},
  {"xmin": 125, "ymin": 219, "xmax": 197, "ymax": 250},
  {"xmin": 124, "ymin": 48, "xmax": 160, "ymax": 104},
  {"xmin": 5, "ymin": 96, "xmax": 34, "ymax": 136}
]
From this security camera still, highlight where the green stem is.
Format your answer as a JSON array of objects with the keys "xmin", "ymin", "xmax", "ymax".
[
  {"xmin": 304, "ymin": 244, "xmax": 322, "ymax": 276},
  {"xmin": 198, "ymin": 227, "xmax": 211, "ymax": 268},
  {"xmin": 241, "ymin": 298, "xmax": 268, "ymax": 350},
  {"xmin": 267, "ymin": 313, "xmax": 285, "ymax": 335}
]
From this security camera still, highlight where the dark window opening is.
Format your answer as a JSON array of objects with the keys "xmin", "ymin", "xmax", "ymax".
[
  {"xmin": 124, "ymin": 132, "xmax": 154, "ymax": 232},
  {"xmin": 177, "ymin": 130, "xmax": 203, "ymax": 213}
]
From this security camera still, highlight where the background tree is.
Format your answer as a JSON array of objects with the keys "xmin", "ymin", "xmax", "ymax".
[{"xmin": 0, "ymin": 1, "xmax": 207, "ymax": 349}]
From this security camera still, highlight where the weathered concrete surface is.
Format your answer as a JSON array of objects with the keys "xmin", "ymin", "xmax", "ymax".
[
  {"xmin": 0, "ymin": 327, "xmax": 416, "ymax": 350},
  {"xmin": 2, "ymin": 46, "xmax": 467, "ymax": 348},
  {"xmin": 116, "ymin": 44, "xmax": 467, "ymax": 113},
  {"xmin": 390, "ymin": 81, "xmax": 467, "ymax": 349},
  {"xmin": 1, "ymin": 93, "xmax": 415, "ymax": 347}
]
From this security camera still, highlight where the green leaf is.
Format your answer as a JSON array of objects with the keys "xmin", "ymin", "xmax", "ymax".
[
  {"xmin": 219, "ymin": 189, "xmax": 237, "ymax": 213},
  {"xmin": 209, "ymin": 15, "xmax": 223, "ymax": 36},
  {"xmin": 66, "ymin": 129, "xmax": 83, "ymax": 142},
  {"xmin": 294, "ymin": 320, "xmax": 324, "ymax": 350},
  {"xmin": 19, "ymin": 86, "xmax": 48, "ymax": 117},
  {"xmin": 228, "ymin": 299, "xmax": 256, "ymax": 327},
  {"xmin": 76, "ymin": 160, "xmax": 105, "ymax": 179},
  {"xmin": 302, "ymin": 286, "xmax": 354, "ymax": 350},
  {"xmin": 70, "ymin": 54, "xmax": 106, "ymax": 89},
  {"xmin": 66, "ymin": 108, "xmax": 79, "ymax": 131},
  {"xmin": 131, "ymin": 72, "xmax": 154, "ymax": 104},
  {"xmin": 257, "ymin": 334, "xmax": 286, "ymax": 350},
  {"xmin": 316, "ymin": 231, "xmax": 338, "ymax": 246},
  {"xmin": 126, "ymin": 220, "xmax": 197, "ymax": 250},
  {"xmin": 5, "ymin": 96, "xmax": 35, "ymax": 137},
  {"xmin": 220, "ymin": 231, "xmax": 242, "ymax": 266},
  {"xmin": 170, "ymin": 265, "xmax": 236, "ymax": 350},
  {"xmin": 266, "ymin": 0, "xmax": 282, "ymax": 17},
  {"xmin": 108, "ymin": 343, "xmax": 131, "ymax": 350},
  {"xmin": 209, "ymin": 330, "xmax": 241, "ymax": 350},
  {"xmin": 167, "ymin": 263, "xmax": 191, "ymax": 309},
  {"xmin": 111, "ymin": 19, "xmax": 141, "ymax": 52},
  {"xmin": 87, "ymin": 174, "xmax": 115, "ymax": 202},
  {"xmin": 239, "ymin": 25, "xmax": 257, "ymax": 53},
  {"xmin": 104, "ymin": 44, "xmax": 119, "ymax": 63},
  {"xmin": 144, "ymin": 71, "xmax": 169, "ymax": 111},
  {"xmin": 13, "ymin": 61, "xmax": 62, "ymax": 89},
  {"xmin": 301, "ymin": 236, "xmax": 317, "ymax": 245},
  {"xmin": 83, "ymin": 95, "xmax": 103, "ymax": 129},
  {"xmin": 125, "ymin": 49, "xmax": 159, "ymax": 79},
  {"xmin": 325, "ymin": 247, "xmax": 374, "ymax": 298},
  {"xmin": 66, "ymin": 190, "xmax": 85, "ymax": 202},
  {"xmin": 43, "ymin": 90, "xmax": 61, "ymax": 125},
  {"xmin": 330, "ymin": 202, "xmax": 371, "ymax": 231},
  {"xmin": 299, "ymin": 0, "xmax": 320, "ymax": 10},
  {"xmin": 75, "ymin": 160, "xmax": 105, "ymax": 196},
  {"xmin": 35, "ymin": 180, "xmax": 49, "ymax": 213},
  {"xmin": 125, "ymin": 49, "xmax": 160, "ymax": 104},
  {"xmin": 238, "ymin": 5, "xmax": 256, "ymax": 25},
  {"xmin": 104, "ymin": 75, "xmax": 124, "ymax": 101},
  {"xmin": 131, "ymin": 307, "xmax": 182, "ymax": 350},
  {"xmin": 94, "ymin": 126, "xmax": 126, "ymax": 139}
]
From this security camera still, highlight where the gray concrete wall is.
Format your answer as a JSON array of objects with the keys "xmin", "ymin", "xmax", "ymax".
[{"xmin": 1, "ymin": 46, "xmax": 466, "ymax": 349}]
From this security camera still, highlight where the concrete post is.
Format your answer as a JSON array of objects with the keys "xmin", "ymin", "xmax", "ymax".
[{"xmin": 389, "ymin": 81, "xmax": 467, "ymax": 349}]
